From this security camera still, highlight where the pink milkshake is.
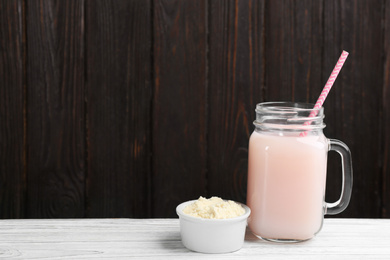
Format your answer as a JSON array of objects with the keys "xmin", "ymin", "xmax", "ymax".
[{"xmin": 247, "ymin": 131, "xmax": 328, "ymax": 241}]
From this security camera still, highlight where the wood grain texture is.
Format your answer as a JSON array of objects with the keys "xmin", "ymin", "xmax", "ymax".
[
  {"xmin": 0, "ymin": 0, "xmax": 389, "ymax": 219},
  {"xmin": 153, "ymin": 0, "xmax": 207, "ymax": 217},
  {"xmin": 0, "ymin": 219, "xmax": 390, "ymax": 258},
  {"xmin": 265, "ymin": 1, "xmax": 324, "ymax": 102},
  {"xmin": 383, "ymin": 0, "xmax": 390, "ymax": 218},
  {"xmin": 26, "ymin": 0, "xmax": 85, "ymax": 218},
  {"xmin": 86, "ymin": 0, "xmax": 152, "ymax": 217},
  {"xmin": 207, "ymin": 0, "xmax": 265, "ymax": 204},
  {"xmin": 264, "ymin": 0, "xmax": 294, "ymax": 101},
  {"xmin": 323, "ymin": 0, "xmax": 383, "ymax": 217},
  {"xmin": 0, "ymin": 0, "xmax": 25, "ymax": 218}
]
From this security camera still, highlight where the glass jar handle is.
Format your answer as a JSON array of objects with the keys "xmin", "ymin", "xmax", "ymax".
[{"xmin": 325, "ymin": 139, "xmax": 353, "ymax": 215}]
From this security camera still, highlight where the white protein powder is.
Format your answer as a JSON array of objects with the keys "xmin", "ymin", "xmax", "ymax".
[{"xmin": 183, "ymin": 196, "xmax": 245, "ymax": 219}]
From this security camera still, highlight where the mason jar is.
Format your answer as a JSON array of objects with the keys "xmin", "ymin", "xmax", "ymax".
[{"xmin": 247, "ymin": 102, "xmax": 353, "ymax": 242}]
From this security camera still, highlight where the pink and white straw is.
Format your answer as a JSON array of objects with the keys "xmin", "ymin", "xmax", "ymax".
[
  {"xmin": 309, "ymin": 50, "xmax": 349, "ymax": 117},
  {"xmin": 301, "ymin": 50, "xmax": 349, "ymax": 136}
]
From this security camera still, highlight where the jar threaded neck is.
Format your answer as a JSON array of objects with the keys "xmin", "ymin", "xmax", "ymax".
[{"xmin": 254, "ymin": 102, "xmax": 325, "ymax": 132}]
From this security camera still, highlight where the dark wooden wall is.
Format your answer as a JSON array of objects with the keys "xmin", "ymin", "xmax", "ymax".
[{"xmin": 1, "ymin": 0, "xmax": 389, "ymax": 218}]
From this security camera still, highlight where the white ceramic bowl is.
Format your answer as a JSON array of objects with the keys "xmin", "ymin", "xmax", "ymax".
[{"xmin": 176, "ymin": 200, "xmax": 251, "ymax": 254}]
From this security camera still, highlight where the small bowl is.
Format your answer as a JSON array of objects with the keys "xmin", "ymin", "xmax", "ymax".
[{"xmin": 176, "ymin": 200, "xmax": 251, "ymax": 254}]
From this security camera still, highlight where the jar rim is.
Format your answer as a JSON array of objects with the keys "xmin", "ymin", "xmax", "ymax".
[
  {"xmin": 256, "ymin": 102, "xmax": 324, "ymax": 113},
  {"xmin": 254, "ymin": 102, "xmax": 325, "ymax": 132}
]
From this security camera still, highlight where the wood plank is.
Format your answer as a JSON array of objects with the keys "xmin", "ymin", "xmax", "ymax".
[
  {"xmin": 153, "ymin": 0, "xmax": 207, "ymax": 217},
  {"xmin": 265, "ymin": 1, "xmax": 324, "ymax": 102},
  {"xmin": 0, "ymin": 219, "xmax": 390, "ymax": 258},
  {"xmin": 291, "ymin": 1, "xmax": 324, "ymax": 102},
  {"xmin": 0, "ymin": 0, "xmax": 25, "ymax": 218},
  {"xmin": 86, "ymin": 0, "xmax": 152, "ymax": 217},
  {"xmin": 207, "ymin": 0, "xmax": 265, "ymax": 203},
  {"xmin": 26, "ymin": 0, "xmax": 85, "ymax": 217},
  {"xmin": 383, "ymin": 0, "xmax": 390, "ymax": 218},
  {"xmin": 264, "ymin": 1, "xmax": 294, "ymax": 101},
  {"xmin": 323, "ymin": 0, "xmax": 383, "ymax": 217}
]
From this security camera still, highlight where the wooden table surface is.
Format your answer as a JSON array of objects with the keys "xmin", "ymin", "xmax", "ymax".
[{"xmin": 1, "ymin": 218, "xmax": 389, "ymax": 259}]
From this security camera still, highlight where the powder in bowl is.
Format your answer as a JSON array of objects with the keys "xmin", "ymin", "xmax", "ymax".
[{"xmin": 183, "ymin": 196, "xmax": 245, "ymax": 219}]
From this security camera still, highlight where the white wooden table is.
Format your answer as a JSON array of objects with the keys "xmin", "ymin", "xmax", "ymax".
[{"xmin": 0, "ymin": 218, "xmax": 389, "ymax": 259}]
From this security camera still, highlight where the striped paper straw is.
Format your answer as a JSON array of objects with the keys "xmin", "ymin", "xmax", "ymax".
[{"xmin": 300, "ymin": 50, "xmax": 349, "ymax": 136}]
